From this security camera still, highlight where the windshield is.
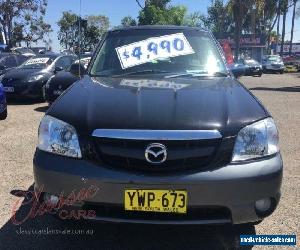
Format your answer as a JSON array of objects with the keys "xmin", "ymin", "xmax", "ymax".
[
  {"xmin": 267, "ymin": 56, "xmax": 282, "ymax": 63},
  {"xmin": 90, "ymin": 29, "xmax": 227, "ymax": 77},
  {"xmin": 15, "ymin": 48, "xmax": 34, "ymax": 54},
  {"xmin": 19, "ymin": 57, "xmax": 53, "ymax": 69},
  {"xmin": 245, "ymin": 59, "xmax": 259, "ymax": 65}
]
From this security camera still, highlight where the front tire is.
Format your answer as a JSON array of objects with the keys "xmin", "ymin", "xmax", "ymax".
[{"xmin": 0, "ymin": 109, "xmax": 7, "ymax": 120}]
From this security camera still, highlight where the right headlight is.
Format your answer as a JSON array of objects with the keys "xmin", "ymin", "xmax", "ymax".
[
  {"xmin": 38, "ymin": 115, "xmax": 82, "ymax": 158},
  {"xmin": 232, "ymin": 118, "xmax": 279, "ymax": 162}
]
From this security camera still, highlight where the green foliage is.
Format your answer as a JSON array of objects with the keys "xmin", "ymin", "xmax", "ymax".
[
  {"xmin": 57, "ymin": 11, "xmax": 109, "ymax": 52},
  {"xmin": 57, "ymin": 11, "xmax": 78, "ymax": 50},
  {"xmin": 205, "ymin": 0, "xmax": 233, "ymax": 34},
  {"xmin": 138, "ymin": 4, "xmax": 187, "ymax": 25},
  {"xmin": 0, "ymin": 0, "xmax": 51, "ymax": 47},
  {"xmin": 121, "ymin": 16, "xmax": 137, "ymax": 26},
  {"xmin": 183, "ymin": 11, "xmax": 206, "ymax": 27}
]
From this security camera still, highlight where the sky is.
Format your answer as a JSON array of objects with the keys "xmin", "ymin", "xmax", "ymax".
[{"xmin": 40, "ymin": 0, "xmax": 300, "ymax": 52}]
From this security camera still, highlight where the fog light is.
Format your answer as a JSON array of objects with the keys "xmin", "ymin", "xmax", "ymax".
[
  {"xmin": 44, "ymin": 193, "xmax": 59, "ymax": 206},
  {"xmin": 255, "ymin": 198, "xmax": 271, "ymax": 212}
]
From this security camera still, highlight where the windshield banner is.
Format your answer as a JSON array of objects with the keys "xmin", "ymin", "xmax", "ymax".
[
  {"xmin": 116, "ymin": 33, "xmax": 195, "ymax": 69},
  {"xmin": 25, "ymin": 58, "xmax": 50, "ymax": 65}
]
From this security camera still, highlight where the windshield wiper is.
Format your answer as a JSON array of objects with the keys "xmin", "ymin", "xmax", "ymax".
[
  {"xmin": 111, "ymin": 69, "xmax": 170, "ymax": 77},
  {"xmin": 164, "ymin": 71, "xmax": 229, "ymax": 79}
]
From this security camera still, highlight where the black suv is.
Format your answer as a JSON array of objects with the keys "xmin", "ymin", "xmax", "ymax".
[{"xmin": 34, "ymin": 26, "xmax": 282, "ymax": 225}]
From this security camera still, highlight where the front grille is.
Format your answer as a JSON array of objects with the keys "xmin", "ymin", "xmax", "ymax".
[
  {"xmin": 271, "ymin": 64, "xmax": 281, "ymax": 68},
  {"xmin": 85, "ymin": 128, "xmax": 235, "ymax": 173},
  {"xmin": 83, "ymin": 202, "xmax": 232, "ymax": 222},
  {"xmin": 95, "ymin": 138, "xmax": 219, "ymax": 172}
]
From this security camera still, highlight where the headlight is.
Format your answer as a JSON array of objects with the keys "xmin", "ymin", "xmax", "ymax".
[
  {"xmin": 28, "ymin": 74, "xmax": 44, "ymax": 82},
  {"xmin": 38, "ymin": 115, "xmax": 82, "ymax": 158},
  {"xmin": 232, "ymin": 118, "xmax": 279, "ymax": 162}
]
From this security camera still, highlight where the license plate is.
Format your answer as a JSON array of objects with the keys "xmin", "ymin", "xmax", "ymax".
[
  {"xmin": 124, "ymin": 189, "xmax": 187, "ymax": 213},
  {"xmin": 53, "ymin": 90, "xmax": 63, "ymax": 95},
  {"xmin": 4, "ymin": 87, "xmax": 14, "ymax": 93}
]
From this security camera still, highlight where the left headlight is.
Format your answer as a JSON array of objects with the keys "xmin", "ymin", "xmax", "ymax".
[
  {"xmin": 38, "ymin": 115, "xmax": 82, "ymax": 158},
  {"xmin": 232, "ymin": 118, "xmax": 279, "ymax": 162},
  {"xmin": 28, "ymin": 74, "xmax": 44, "ymax": 82}
]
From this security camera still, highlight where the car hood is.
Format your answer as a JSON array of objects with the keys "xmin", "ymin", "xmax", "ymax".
[
  {"xmin": 2, "ymin": 68, "xmax": 47, "ymax": 81},
  {"xmin": 48, "ymin": 76, "xmax": 268, "ymax": 137}
]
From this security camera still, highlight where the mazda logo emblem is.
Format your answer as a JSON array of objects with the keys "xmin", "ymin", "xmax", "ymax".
[{"xmin": 145, "ymin": 143, "xmax": 167, "ymax": 164}]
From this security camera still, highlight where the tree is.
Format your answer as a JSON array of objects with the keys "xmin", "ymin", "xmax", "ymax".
[
  {"xmin": 183, "ymin": 11, "xmax": 206, "ymax": 27},
  {"xmin": 228, "ymin": 0, "xmax": 254, "ymax": 58},
  {"xmin": 22, "ymin": 15, "xmax": 52, "ymax": 47},
  {"xmin": 205, "ymin": 0, "xmax": 233, "ymax": 36},
  {"xmin": 87, "ymin": 15, "xmax": 109, "ymax": 34},
  {"xmin": 121, "ymin": 16, "xmax": 137, "ymax": 26},
  {"xmin": 57, "ymin": 11, "xmax": 78, "ymax": 50},
  {"xmin": 280, "ymin": 0, "xmax": 289, "ymax": 56},
  {"xmin": 289, "ymin": 0, "xmax": 298, "ymax": 55},
  {"xmin": 138, "ymin": 0, "xmax": 187, "ymax": 25},
  {"xmin": 57, "ymin": 11, "xmax": 109, "ymax": 52},
  {"xmin": 0, "ymin": 0, "xmax": 51, "ymax": 47}
]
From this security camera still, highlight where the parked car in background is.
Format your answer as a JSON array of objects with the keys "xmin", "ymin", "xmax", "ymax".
[
  {"xmin": 237, "ymin": 58, "xmax": 263, "ymax": 76},
  {"xmin": 0, "ymin": 54, "xmax": 77, "ymax": 100},
  {"xmin": 228, "ymin": 62, "xmax": 246, "ymax": 78},
  {"xmin": 0, "ymin": 82, "xmax": 7, "ymax": 120},
  {"xmin": 34, "ymin": 26, "xmax": 282, "ymax": 225},
  {"xmin": 0, "ymin": 54, "xmax": 31, "ymax": 76},
  {"xmin": 11, "ymin": 47, "xmax": 36, "ymax": 57},
  {"xmin": 61, "ymin": 49, "xmax": 76, "ymax": 55},
  {"xmin": 44, "ymin": 57, "xmax": 91, "ymax": 104},
  {"xmin": 76, "ymin": 56, "xmax": 91, "ymax": 69},
  {"xmin": 284, "ymin": 61, "xmax": 299, "ymax": 73},
  {"xmin": 262, "ymin": 55, "xmax": 284, "ymax": 74}
]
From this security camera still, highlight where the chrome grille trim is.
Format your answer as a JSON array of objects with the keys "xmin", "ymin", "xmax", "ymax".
[{"xmin": 92, "ymin": 129, "xmax": 222, "ymax": 140}]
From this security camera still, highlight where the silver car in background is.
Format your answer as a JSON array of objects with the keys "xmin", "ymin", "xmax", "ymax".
[{"xmin": 262, "ymin": 55, "xmax": 284, "ymax": 74}]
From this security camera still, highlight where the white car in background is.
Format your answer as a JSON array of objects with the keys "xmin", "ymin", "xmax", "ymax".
[{"xmin": 262, "ymin": 55, "xmax": 284, "ymax": 74}]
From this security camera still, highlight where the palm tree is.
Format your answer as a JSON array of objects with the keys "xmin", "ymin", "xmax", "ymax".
[
  {"xmin": 276, "ymin": 0, "xmax": 281, "ymax": 54},
  {"xmin": 280, "ymin": 0, "xmax": 289, "ymax": 57},
  {"xmin": 228, "ymin": 0, "xmax": 253, "ymax": 58},
  {"xmin": 289, "ymin": 0, "xmax": 298, "ymax": 55}
]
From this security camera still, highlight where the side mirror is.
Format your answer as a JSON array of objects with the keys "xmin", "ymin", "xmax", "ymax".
[
  {"xmin": 54, "ymin": 66, "xmax": 63, "ymax": 73},
  {"xmin": 69, "ymin": 63, "xmax": 86, "ymax": 76}
]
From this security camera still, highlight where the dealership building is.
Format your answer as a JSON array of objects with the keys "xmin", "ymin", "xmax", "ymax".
[
  {"xmin": 218, "ymin": 34, "xmax": 266, "ymax": 62},
  {"xmin": 276, "ymin": 43, "xmax": 300, "ymax": 56}
]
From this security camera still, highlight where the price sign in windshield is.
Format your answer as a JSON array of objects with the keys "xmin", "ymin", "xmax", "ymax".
[
  {"xmin": 25, "ymin": 58, "xmax": 50, "ymax": 65},
  {"xmin": 116, "ymin": 33, "xmax": 195, "ymax": 69}
]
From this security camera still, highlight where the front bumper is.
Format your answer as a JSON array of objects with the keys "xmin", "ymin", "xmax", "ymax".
[
  {"xmin": 245, "ymin": 67, "xmax": 262, "ymax": 76},
  {"xmin": 33, "ymin": 149, "xmax": 283, "ymax": 225},
  {"xmin": 4, "ymin": 81, "xmax": 45, "ymax": 99},
  {"xmin": 44, "ymin": 86, "xmax": 64, "ymax": 103},
  {"xmin": 264, "ymin": 65, "xmax": 284, "ymax": 72}
]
